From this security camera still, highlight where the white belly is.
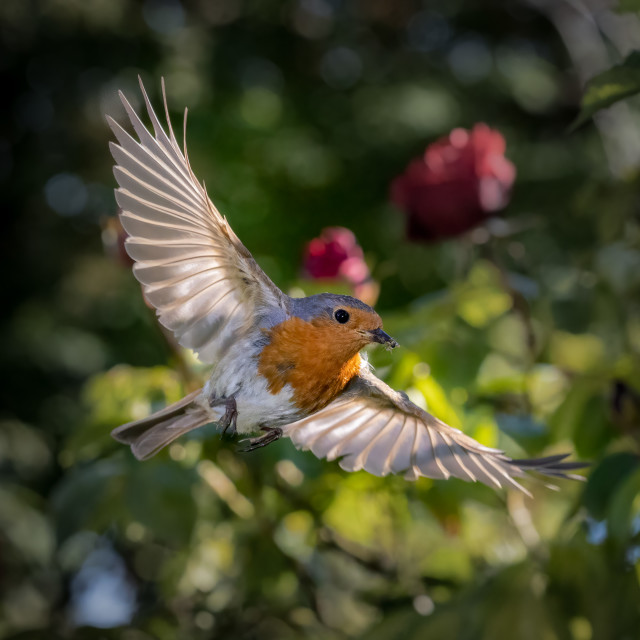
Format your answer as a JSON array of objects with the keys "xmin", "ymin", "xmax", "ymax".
[{"xmin": 199, "ymin": 339, "xmax": 300, "ymax": 435}]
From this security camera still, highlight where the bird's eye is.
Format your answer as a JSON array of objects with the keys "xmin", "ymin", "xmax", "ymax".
[{"xmin": 334, "ymin": 309, "xmax": 350, "ymax": 324}]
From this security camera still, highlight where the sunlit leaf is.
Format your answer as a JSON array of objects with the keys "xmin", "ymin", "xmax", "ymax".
[
  {"xmin": 476, "ymin": 352, "xmax": 527, "ymax": 395},
  {"xmin": 571, "ymin": 51, "xmax": 640, "ymax": 129},
  {"xmin": 549, "ymin": 331, "xmax": 606, "ymax": 374},
  {"xmin": 454, "ymin": 261, "xmax": 512, "ymax": 329},
  {"xmin": 414, "ymin": 374, "xmax": 462, "ymax": 428},
  {"xmin": 64, "ymin": 365, "xmax": 190, "ymax": 463},
  {"xmin": 322, "ymin": 475, "xmax": 411, "ymax": 553},
  {"xmin": 526, "ymin": 365, "xmax": 570, "ymax": 416}
]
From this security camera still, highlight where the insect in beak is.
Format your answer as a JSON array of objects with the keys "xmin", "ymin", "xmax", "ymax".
[{"xmin": 368, "ymin": 328, "xmax": 399, "ymax": 350}]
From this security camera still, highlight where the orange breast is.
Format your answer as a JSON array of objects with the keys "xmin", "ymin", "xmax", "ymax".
[{"xmin": 258, "ymin": 316, "xmax": 363, "ymax": 415}]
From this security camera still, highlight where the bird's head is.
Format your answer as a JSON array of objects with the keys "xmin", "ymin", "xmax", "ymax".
[{"xmin": 290, "ymin": 294, "xmax": 398, "ymax": 352}]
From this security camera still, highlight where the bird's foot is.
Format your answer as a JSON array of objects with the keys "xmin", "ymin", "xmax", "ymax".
[
  {"xmin": 210, "ymin": 395, "xmax": 238, "ymax": 436},
  {"xmin": 238, "ymin": 426, "xmax": 282, "ymax": 452}
]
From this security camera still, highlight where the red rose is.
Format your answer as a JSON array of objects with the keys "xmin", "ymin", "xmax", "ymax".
[
  {"xmin": 391, "ymin": 124, "xmax": 516, "ymax": 241},
  {"xmin": 303, "ymin": 227, "xmax": 370, "ymax": 284}
]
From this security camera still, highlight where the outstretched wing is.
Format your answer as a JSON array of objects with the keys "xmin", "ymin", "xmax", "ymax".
[
  {"xmin": 107, "ymin": 78, "xmax": 287, "ymax": 365},
  {"xmin": 285, "ymin": 369, "xmax": 586, "ymax": 495}
]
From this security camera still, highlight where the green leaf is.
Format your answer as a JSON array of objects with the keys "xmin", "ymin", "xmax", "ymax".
[
  {"xmin": 548, "ymin": 380, "xmax": 614, "ymax": 458},
  {"xmin": 607, "ymin": 468, "xmax": 640, "ymax": 545},
  {"xmin": 126, "ymin": 461, "xmax": 198, "ymax": 545},
  {"xmin": 572, "ymin": 395, "xmax": 615, "ymax": 459},
  {"xmin": 51, "ymin": 458, "xmax": 126, "ymax": 540},
  {"xmin": 454, "ymin": 261, "xmax": 512, "ymax": 329},
  {"xmin": 0, "ymin": 486, "xmax": 55, "ymax": 565},
  {"xmin": 495, "ymin": 413, "xmax": 548, "ymax": 452},
  {"xmin": 583, "ymin": 453, "xmax": 640, "ymax": 520},
  {"xmin": 617, "ymin": 0, "xmax": 640, "ymax": 13},
  {"xmin": 571, "ymin": 51, "xmax": 640, "ymax": 130},
  {"xmin": 549, "ymin": 379, "xmax": 597, "ymax": 440}
]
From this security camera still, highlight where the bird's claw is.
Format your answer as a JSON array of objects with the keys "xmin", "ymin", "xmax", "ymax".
[
  {"xmin": 210, "ymin": 395, "xmax": 238, "ymax": 436},
  {"xmin": 238, "ymin": 426, "xmax": 282, "ymax": 452}
]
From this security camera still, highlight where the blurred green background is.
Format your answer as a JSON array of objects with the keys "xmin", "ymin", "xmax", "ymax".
[{"xmin": 2, "ymin": 1, "xmax": 640, "ymax": 638}]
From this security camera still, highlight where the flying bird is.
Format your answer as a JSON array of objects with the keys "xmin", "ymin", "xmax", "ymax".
[{"xmin": 107, "ymin": 79, "xmax": 584, "ymax": 495}]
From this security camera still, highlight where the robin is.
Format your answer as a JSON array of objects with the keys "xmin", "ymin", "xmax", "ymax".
[{"xmin": 108, "ymin": 79, "xmax": 585, "ymax": 494}]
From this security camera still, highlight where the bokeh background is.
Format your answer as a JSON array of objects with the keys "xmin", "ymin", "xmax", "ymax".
[{"xmin": 2, "ymin": 1, "xmax": 640, "ymax": 638}]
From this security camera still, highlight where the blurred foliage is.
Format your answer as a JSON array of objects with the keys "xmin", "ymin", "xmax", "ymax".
[
  {"xmin": 1, "ymin": 0, "xmax": 640, "ymax": 639},
  {"xmin": 572, "ymin": 50, "xmax": 640, "ymax": 130}
]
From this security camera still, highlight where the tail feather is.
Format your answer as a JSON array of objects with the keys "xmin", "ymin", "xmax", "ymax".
[{"xmin": 111, "ymin": 389, "xmax": 214, "ymax": 460}]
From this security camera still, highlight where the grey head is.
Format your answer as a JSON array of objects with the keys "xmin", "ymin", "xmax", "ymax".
[
  {"xmin": 288, "ymin": 293, "xmax": 398, "ymax": 349},
  {"xmin": 290, "ymin": 293, "xmax": 373, "ymax": 321}
]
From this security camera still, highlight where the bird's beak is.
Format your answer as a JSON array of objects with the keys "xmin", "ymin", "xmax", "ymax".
[{"xmin": 368, "ymin": 328, "xmax": 398, "ymax": 350}]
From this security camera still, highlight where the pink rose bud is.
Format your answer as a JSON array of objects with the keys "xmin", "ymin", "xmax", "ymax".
[{"xmin": 303, "ymin": 227, "xmax": 370, "ymax": 285}]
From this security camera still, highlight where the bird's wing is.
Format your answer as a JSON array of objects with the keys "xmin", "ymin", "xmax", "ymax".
[
  {"xmin": 284, "ymin": 368, "xmax": 586, "ymax": 495},
  {"xmin": 107, "ymin": 78, "xmax": 287, "ymax": 365}
]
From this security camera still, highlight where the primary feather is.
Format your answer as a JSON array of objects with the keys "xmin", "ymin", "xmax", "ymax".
[{"xmin": 108, "ymin": 77, "xmax": 286, "ymax": 365}]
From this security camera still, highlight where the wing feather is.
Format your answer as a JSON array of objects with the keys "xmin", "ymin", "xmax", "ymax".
[
  {"xmin": 463, "ymin": 452, "xmax": 503, "ymax": 489},
  {"xmin": 124, "ymin": 241, "xmax": 221, "ymax": 263},
  {"xmin": 359, "ymin": 412, "xmax": 403, "ymax": 476},
  {"xmin": 133, "ymin": 258, "xmax": 223, "ymax": 285},
  {"xmin": 109, "ymin": 144, "xmax": 197, "ymax": 210},
  {"xmin": 284, "ymin": 369, "xmax": 587, "ymax": 494},
  {"xmin": 439, "ymin": 432, "xmax": 477, "ymax": 482},
  {"xmin": 108, "ymin": 78, "xmax": 287, "ymax": 364},
  {"xmin": 387, "ymin": 417, "xmax": 416, "ymax": 475},
  {"xmin": 114, "ymin": 191, "xmax": 212, "ymax": 234},
  {"xmin": 119, "ymin": 89, "xmax": 192, "ymax": 187},
  {"xmin": 107, "ymin": 117, "xmax": 183, "ymax": 185},
  {"xmin": 294, "ymin": 404, "xmax": 367, "ymax": 457},
  {"xmin": 422, "ymin": 422, "xmax": 451, "ymax": 479},
  {"xmin": 337, "ymin": 409, "xmax": 393, "ymax": 472},
  {"xmin": 120, "ymin": 214, "xmax": 213, "ymax": 245}
]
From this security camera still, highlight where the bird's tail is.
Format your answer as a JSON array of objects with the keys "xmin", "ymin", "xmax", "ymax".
[{"xmin": 111, "ymin": 389, "xmax": 214, "ymax": 460}]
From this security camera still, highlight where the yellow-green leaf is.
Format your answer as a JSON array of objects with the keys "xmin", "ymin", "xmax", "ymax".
[{"xmin": 571, "ymin": 51, "xmax": 640, "ymax": 130}]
